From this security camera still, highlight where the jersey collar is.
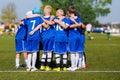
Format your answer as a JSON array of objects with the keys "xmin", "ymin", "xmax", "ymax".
[{"xmin": 44, "ymin": 15, "xmax": 50, "ymax": 18}]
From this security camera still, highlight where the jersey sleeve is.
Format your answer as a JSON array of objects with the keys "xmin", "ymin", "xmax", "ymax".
[
  {"xmin": 22, "ymin": 19, "xmax": 27, "ymax": 26},
  {"xmin": 77, "ymin": 18, "xmax": 82, "ymax": 23},
  {"xmin": 66, "ymin": 18, "xmax": 71, "ymax": 26},
  {"xmin": 39, "ymin": 17, "xmax": 44, "ymax": 24}
]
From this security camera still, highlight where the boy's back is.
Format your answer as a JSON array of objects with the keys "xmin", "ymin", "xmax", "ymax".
[
  {"xmin": 24, "ymin": 17, "xmax": 44, "ymax": 40},
  {"xmin": 15, "ymin": 24, "xmax": 27, "ymax": 40},
  {"xmin": 68, "ymin": 17, "xmax": 82, "ymax": 37}
]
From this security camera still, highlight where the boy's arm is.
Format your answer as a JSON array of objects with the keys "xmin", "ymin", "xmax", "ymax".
[
  {"xmin": 42, "ymin": 23, "xmax": 49, "ymax": 29},
  {"xmin": 42, "ymin": 16, "xmax": 55, "ymax": 28},
  {"xmin": 81, "ymin": 23, "xmax": 86, "ymax": 29},
  {"xmin": 70, "ymin": 23, "xmax": 82, "ymax": 28},
  {"xmin": 26, "ymin": 14, "xmax": 40, "ymax": 18},
  {"xmin": 69, "ymin": 17, "xmax": 82, "ymax": 28},
  {"xmin": 70, "ymin": 17, "xmax": 79, "ymax": 25},
  {"xmin": 54, "ymin": 19, "xmax": 68, "ymax": 29},
  {"xmin": 18, "ymin": 20, "xmax": 24, "ymax": 25},
  {"xmin": 43, "ymin": 16, "xmax": 55, "ymax": 25},
  {"xmin": 29, "ymin": 24, "xmax": 42, "ymax": 35},
  {"xmin": 70, "ymin": 23, "xmax": 86, "ymax": 29}
]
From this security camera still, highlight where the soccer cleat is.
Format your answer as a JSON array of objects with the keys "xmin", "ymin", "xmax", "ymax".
[
  {"xmin": 67, "ymin": 67, "xmax": 73, "ymax": 71},
  {"xmin": 40, "ymin": 66, "xmax": 45, "ymax": 71},
  {"xmin": 53, "ymin": 67, "xmax": 61, "ymax": 71},
  {"xmin": 31, "ymin": 67, "xmax": 38, "ymax": 71},
  {"xmin": 63, "ymin": 67, "xmax": 67, "ymax": 71},
  {"xmin": 45, "ymin": 66, "xmax": 51, "ymax": 71},
  {"xmin": 67, "ymin": 67, "xmax": 77, "ymax": 71},
  {"xmin": 27, "ymin": 68, "xmax": 31, "ymax": 71},
  {"xmin": 16, "ymin": 66, "xmax": 22, "ymax": 69},
  {"xmin": 71, "ymin": 67, "xmax": 77, "ymax": 71}
]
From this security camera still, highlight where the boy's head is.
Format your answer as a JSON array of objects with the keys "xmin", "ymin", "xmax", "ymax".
[
  {"xmin": 56, "ymin": 8, "xmax": 64, "ymax": 17},
  {"xmin": 26, "ymin": 10, "xmax": 40, "ymax": 18},
  {"xmin": 26, "ymin": 11, "xmax": 34, "ymax": 18},
  {"xmin": 44, "ymin": 5, "xmax": 52, "ymax": 15},
  {"xmin": 68, "ymin": 5, "xmax": 76, "ymax": 15}
]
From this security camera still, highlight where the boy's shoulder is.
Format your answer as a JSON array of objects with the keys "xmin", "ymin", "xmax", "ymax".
[
  {"xmin": 75, "ymin": 16, "xmax": 82, "ymax": 21},
  {"xmin": 26, "ymin": 16, "xmax": 41, "ymax": 21}
]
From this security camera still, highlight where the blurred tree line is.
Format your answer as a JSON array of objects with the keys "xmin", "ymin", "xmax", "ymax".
[
  {"xmin": 40, "ymin": 0, "xmax": 112, "ymax": 25},
  {"xmin": 0, "ymin": 2, "xmax": 17, "ymax": 23}
]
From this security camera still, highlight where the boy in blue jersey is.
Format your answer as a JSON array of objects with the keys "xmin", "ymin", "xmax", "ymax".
[
  {"xmin": 40, "ymin": 5, "xmax": 54, "ymax": 71},
  {"xmin": 29, "ymin": 6, "xmax": 54, "ymax": 71},
  {"xmin": 53, "ymin": 8, "xmax": 69, "ymax": 71},
  {"xmin": 15, "ymin": 19, "xmax": 28, "ymax": 69},
  {"xmin": 67, "ymin": 6, "xmax": 86, "ymax": 71},
  {"xmin": 20, "ymin": 10, "xmax": 44, "ymax": 71}
]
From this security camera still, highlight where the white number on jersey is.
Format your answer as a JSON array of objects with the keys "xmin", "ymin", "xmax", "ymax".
[
  {"xmin": 43, "ymin": 26, "xmax": 50, "ymax": 31},
  {"xmin": 74, "ymin": 28, "xmax": 77, "ymax": 31},
  {"xmin": 56, "ymin": 24, "xmax": 64, "ymax": 31},
  {"xmin": 30, "ymin": 20, "xmax": 36, "ymax": 30}
]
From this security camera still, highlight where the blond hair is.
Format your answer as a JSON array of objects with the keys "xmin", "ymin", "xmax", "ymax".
[{"xmin": 44, "ymin": 5, "xmax": 52, "ymax": 14}]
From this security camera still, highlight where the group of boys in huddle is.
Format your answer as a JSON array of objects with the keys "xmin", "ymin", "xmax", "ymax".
[{"xmin": 15, "ymin": 5, "xmax": 87, "ymax": 71}]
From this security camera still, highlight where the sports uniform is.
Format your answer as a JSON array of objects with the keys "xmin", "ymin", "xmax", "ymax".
[
  {"xmin": 40, "ymin": 16, "xmax": 55, "ymax": 71},
  {"xmin": 67, "ymin": 16, "xmax": 83, "ymax": 71},
  {"xmin": 54, "ymin": 17, "xmax": 68, "ymax": 54},
  {"xmin": 15, "ymin": 19, "xmax": 28, "ymax": 68},
  {"xmin": 23, "ymin": 17, "xmax": 44, "ymax": 52},
  {"xmin": 15, "ymin": 19, "xmax": 27, "ymax": 53},
  {"xmin": 68, "ymin": 16, "xmax": 82, "ymax": 52},
  {"xmin": 53, "ymin": 17, "xmax": 69, "ymax": 71},
  {"xmin": 41, "ymin": 16, "xmax": 55, "ymax": 52},
  {"xmin": 23, "ymin": 16, "xmax": 44, "ymax": 71}
]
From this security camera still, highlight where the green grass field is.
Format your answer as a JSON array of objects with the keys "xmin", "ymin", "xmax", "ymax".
[{"xmin": 0, "ymin": 33, "xmax": 120, "ymax": 80}]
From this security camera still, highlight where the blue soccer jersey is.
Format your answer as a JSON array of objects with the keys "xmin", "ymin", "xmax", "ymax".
[
  {"xmin": 79, "ymin": 27, "xmax": 86, "ymax": 44},
  {"xmin": 67, "ymin": 16, "xmax": 83, "ymax": 52},
  {"xmin": 23, "ymin": 17, "xmax": 44, "ymax": 40},
  {"xmin": 53, "ymin": 17, "xmax": 69, "ymax": 54},
  {"xmin": 41, "ymin": 16, "xmax": 55, "ymax": 52},
  {"xmin": 68, "ymin": 16, "xmax": 82, "ymax": 37},
  {"xmin": 15, "ymin": 19, "xmax": 27, "ymax": 40},
  {"xmin": 54, "ymin": 17, "xmax": 68, "ymax": 42},
  {"xmin": 15, "ymin": 19, "xmax": 27, "ymax": 53},
  {"xmin": 41, "ymin": 16, "xmax": 55, "ymax": 39},
  {"xmin": 79, "ymin": 27, "xmax": 86, "ymax": 52}
]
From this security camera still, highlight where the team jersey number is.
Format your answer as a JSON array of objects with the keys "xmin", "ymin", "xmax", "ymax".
[
  {"xmin": 43, "ymin": 26, "xmax": 50, "ymax": 31},
  {"xmin": 56, "ymin": 24, "xmax": 63, "ymax": 31},
  {"xmin": 30, "ymin": 20, "xmax": 36, "ymax": 30},
  {"xmin": 74, "ymin": 28, "xmax": 77, "ymax": 31}
]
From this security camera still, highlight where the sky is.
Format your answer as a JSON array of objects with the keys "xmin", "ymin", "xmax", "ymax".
[
  {"xmin": 97, "ymin": 0, "xmax": 120, "ymax": 24},
  {"xmin": 0, "ymin": 0, "xmax": 120, "ymax": 24},
  {"xmin": 0, "ymin": 0, "xmax": 42, "ymax": 20}
]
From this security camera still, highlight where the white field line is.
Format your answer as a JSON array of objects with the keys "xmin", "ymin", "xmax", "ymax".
[
  {"xmin": 0, "ymin": 70, "xmax": 120, "ymax": 73},
  {"xmin": 86, "ymin": 44, "xmax": 120, "ymax": 46}
]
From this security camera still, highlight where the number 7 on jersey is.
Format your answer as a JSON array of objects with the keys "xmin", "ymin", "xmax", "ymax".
[{"xmin": 30, "ymin": 20, "xmax": 36, "ymax": 30}]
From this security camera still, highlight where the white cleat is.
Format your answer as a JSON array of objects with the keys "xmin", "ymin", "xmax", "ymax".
[
  {"xmin": 31, "ymin": 67, "xmax": 38, "ymax": 72},
  {"xmin": 67, "ymin": 67, "xmax": 77, "ymax": 71},
  {"xmin": 27, "ymin": 68, "xmax": 31, "ymax": 71},
  {"xmin": 67, "ymin": 67, "xmax": 73, "ymax": 71},
  {"xmin": 71, "ymin": 67, "xmax": 77, "ymax": 71}
]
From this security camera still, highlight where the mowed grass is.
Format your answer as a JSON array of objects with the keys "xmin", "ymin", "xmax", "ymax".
[{"xmin": 0, "ymin": 33, "xmax": 120, "ymax": 80}]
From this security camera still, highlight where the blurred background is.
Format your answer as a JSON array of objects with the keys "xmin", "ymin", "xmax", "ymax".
[{"xmin": 0, "ymin": 0, "xmax": 120, "ymax": 36}]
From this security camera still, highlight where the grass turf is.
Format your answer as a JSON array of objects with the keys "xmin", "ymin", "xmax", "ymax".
[{"xmin": 0, "ymin": 33, "xmax": 120, "ymax": 80}]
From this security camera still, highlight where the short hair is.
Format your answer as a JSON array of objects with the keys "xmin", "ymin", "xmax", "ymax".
[
  {"xmin": 56, "ymin": 8, "xmax": 66, "ymax": 16},
  {"xmin": 68, "ymin": 5, "xmax": 76, "ymax": 14},
  {"xmin": 44, "ymin": 5, "xmax": 52, "ymax": 14}
]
